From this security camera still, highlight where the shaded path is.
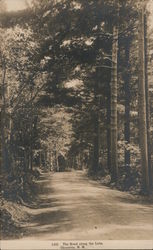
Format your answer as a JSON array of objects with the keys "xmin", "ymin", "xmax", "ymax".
[{"xmin": 22, "ymin": 171, "xmax": 153, "ymax": 240}]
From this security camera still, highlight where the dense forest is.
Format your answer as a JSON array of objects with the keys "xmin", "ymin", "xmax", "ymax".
[{"xmin": 0, "ymin": 0, "xmax": 153, "ymax": 239}]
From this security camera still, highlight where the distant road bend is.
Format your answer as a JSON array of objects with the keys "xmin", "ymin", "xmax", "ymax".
[{"xmin": 21, "ymin": 170, "xmax": 153, "ymax": 240}]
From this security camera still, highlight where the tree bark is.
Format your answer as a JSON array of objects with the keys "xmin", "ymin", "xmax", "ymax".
[
  {"xmin": 92, "ymin": 77, "xmax": 100, "ymax": 174},
  {"xmin": 124, "ymin": 41, "xmax": 131, "ymax": 166},
  {"xmin": 110, "ymin": 25, "xmax": 118, "ymax": 182},
  {"xmin": 1, "ymin": 64, "xmax": 9, "ymax": 171},
  {"xmin": 92, "ymin": 110, "xmax": 99, "ymax": 173},
  {"xmin": 138, "ymin": 7, "xmax": 150, "ymax": 192},
  {"xmin": 107, "ymin": 84, "xmax": 111, "ymax": 172},
  {"xmin": 144, "ymin": 13, "xmax": 152, "ymax": 189}
]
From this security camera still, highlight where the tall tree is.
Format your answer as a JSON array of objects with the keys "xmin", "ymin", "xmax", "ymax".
[
  {"xmin": 138, "ymin": 3, "xmax": 149, "ymax": 192},
  {"xmin": 144, "ymin": 11, "xmax": 152, "ymax": 189},
  {"xmin": 92, "ymin": 76, "xmax": 100, "ymax": 173},
  {"xmin": 110, "ymin": 24, "xmax": 119, "ymax": 182},
  {"xmin": 124, "ymin": 39, "xmax": 131, "ymax": 166}
]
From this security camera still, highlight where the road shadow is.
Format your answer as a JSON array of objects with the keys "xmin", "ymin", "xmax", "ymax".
[
  {"xmin": 115, "ymin": 194, "xmax": 153, "ymax": 207},
  {"xmin": 22, "ymin": 173, "xmax": 73, "ymax": 238},
  {"xmin": 23, "ymin": 209, "xmax": 72, "ymax": 237}
]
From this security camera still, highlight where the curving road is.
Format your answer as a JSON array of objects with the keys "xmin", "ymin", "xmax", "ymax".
[{"xmin": 22, "ymin": 170, "xmax": 153, "ymax": 240}]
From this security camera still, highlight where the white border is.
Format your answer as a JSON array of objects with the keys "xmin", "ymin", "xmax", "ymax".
[{"xmin": 1, "ymin": 240, "xmax": 153, "ymax": 250}]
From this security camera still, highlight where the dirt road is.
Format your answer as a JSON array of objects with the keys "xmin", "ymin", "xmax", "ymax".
[{"xmin": 21, "ymin": 170, "xmax": 153, "ymax": 240}]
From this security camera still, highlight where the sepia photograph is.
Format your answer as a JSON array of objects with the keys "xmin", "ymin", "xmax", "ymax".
[{"xmin": 0, "ymin": 0, "xmax": 153, "ymax": 249}]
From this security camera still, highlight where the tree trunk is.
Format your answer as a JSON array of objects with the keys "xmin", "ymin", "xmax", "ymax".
[
  {"xmin": 30, "ymin": 148, "xmax": 33, "ymax": 171},
  {"xmin": 138, "ymin": 7, "xmax": 149, "ymax": 192},
  {"xmin": 1, "ymin": 65, "xmax": 9, "ymax": 171},
  {"xmin": 124, "ymin": 41, "xmax": 131, "ymax": 166},
  {"xmin": 39, "ymin": 151, "xmax": 41, "ymax": 167},
  {"xmin": 49, "ymin": 151, "xmax": 53, "ymax": 171},
  {"xmin": 110, "ymin": 25, "xmax": 118, "ymax": 182},
  {"xmin": 0, "ymin": 112, "xmax": 2, "ymax": 171},
  {"xmin": 92, "ymin": 111, "xmax": 99, "ymax": 173},
  {"xmin": 30, "ymin": 135, "xmax": 33, "ymax": 171},
  {"xmin": 92, "ymin": 79, "xmax": 100, "ymax": 174},
  {"xmin": 144, "ymin": 13, "xmax": 152, "ymax": 189},
  {"xmin": 107, "ymin": 84, "xmax": 111, "ymax": 172}
]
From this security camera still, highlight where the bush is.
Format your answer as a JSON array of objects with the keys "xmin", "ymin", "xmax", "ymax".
[
  {"xmin": 1, "ymin": 167, "xmax": 40, "ymax": 203},
  {"xmin": 118, "ymin": 164, "xmax": 141, "ymax": 193}
]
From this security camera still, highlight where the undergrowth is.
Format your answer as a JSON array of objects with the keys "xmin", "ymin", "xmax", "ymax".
[{"xmin": 0, "ymin": 168, "xmax": 41, "ymax": 239}]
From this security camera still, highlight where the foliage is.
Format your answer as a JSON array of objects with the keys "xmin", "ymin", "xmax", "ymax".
[{"xmin": 0, "ymin": 0, "xmax": 153, "ymax": 212}]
